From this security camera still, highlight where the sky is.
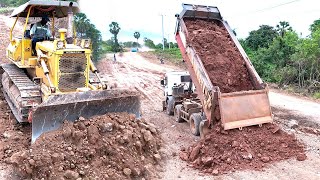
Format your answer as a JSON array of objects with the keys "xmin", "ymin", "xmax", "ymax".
[{"xmin": 79, "ymin": 0, "xmax": 320, "ymax": 44}]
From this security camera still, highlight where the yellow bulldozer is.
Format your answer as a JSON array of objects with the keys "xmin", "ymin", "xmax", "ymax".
[{"xmin": 1, "ymin": 0, "xmax": 140, "ymax": 142}]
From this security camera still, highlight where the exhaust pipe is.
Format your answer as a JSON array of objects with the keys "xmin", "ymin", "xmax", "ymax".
[{"xmin": 66, "ymin": 2, "xmax": 74, "ymax": 44}]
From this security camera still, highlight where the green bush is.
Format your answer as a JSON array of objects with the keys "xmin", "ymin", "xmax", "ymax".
[
  {"xmin": 0, "ymin": 7, "xmax": 13, "ymax": 14},
  {"xmin": 313, "ymin": 92, "xmax": 320, "ymax": 99}
]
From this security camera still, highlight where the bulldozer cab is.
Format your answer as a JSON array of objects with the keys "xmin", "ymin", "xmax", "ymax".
[{"xmin": 7, "ymin": 0, "xmax": 80, "ymax": 68}]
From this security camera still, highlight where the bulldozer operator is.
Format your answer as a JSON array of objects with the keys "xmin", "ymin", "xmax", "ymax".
[{"xmin": 30, "ymin": 15, "xmax": 52, "ymax": 55}]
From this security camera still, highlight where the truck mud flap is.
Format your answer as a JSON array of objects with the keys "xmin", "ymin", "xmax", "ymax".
[
  {"xmin": 31, "ymin": 89, "xmax": 140, "ymax": 142},
  {"xmin": 219, "ymin": 89, "xmax": 273, "ymax": 130}
]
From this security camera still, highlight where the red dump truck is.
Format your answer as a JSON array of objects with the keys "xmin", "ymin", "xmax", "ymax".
[{"xmin": 163, "ymin": 4, "xmax": 273, "ymax": 137}]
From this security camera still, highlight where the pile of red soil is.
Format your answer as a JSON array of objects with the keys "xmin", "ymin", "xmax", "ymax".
[
  {"xmin": 179, "ymin": 123, "xmax": 306, "ymax": 175},
  {"xmin": 9, "ymin": 113, "xmax": 163, "ymax": 179},
  {"xmin": 184, "ymin": 19, "xmax": 254, "ymax": 93}
]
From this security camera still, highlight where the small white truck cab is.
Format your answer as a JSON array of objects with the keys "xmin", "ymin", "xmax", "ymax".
[{"xmin": 161, "ymin": 71, "xmax": 205, "ymax": 136}]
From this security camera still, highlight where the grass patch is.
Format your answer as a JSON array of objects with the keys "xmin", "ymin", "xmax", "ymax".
[
  {"xmin": 0, "ymin": 7, "xmax": 14, "ymax": 15},
  {"xmin": 153, "ymin": 48, "xmax": 182, "ymax": 64},
  {"xmin": 313, "ymin": 92, "xmax": 320, "ymax": 99}
]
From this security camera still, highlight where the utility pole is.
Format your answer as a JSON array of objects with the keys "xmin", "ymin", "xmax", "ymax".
[
  {"xmin": 167, "ymin": 33, "xmax": 170, "ymax": 49},
  {"xmin": 161, "ymin": 14, "xmax": 165, "ymax": 50}
]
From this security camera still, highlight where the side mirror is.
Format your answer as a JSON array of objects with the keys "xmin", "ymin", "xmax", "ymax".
[{"xmin": 161, "ymin": 79, "xmax": 165, "ymax": 86}]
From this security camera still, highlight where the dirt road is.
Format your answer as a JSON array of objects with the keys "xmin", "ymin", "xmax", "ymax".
[
  {"xmin": 98, "ymin": 52, "xmax": 320, "ymax": 180},
  {"xmin": 269, "ymin": 91, "xmax": 320, "ymax": 124}
]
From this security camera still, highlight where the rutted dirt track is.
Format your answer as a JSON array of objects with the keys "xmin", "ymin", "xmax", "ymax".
[{"xmin": 97, "ymin": 52, "xmax": 320, "ymax": 180}]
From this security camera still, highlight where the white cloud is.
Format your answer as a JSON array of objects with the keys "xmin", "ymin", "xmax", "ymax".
[{"xmin": 79, "ymin": 0, "xmax": 320, "ymax": 43}]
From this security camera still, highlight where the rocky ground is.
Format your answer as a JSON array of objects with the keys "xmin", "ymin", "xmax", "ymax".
[
  {"xmin": 9, "ymin": 113, "xmax": 163, "ymax": 180},
  {"xmin": 180, "ymin": 123, "xmax": 306, "ymax": 175}
]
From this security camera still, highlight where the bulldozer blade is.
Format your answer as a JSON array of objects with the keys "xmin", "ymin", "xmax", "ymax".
[{"xmin": 31, "ymin": 89, "xmax": 140, "ymax": 142}]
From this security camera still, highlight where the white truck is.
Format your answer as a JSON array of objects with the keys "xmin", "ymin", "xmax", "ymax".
[{"xmin": 161, "ymin": 71, "xmax": 204, "ymax": 136}]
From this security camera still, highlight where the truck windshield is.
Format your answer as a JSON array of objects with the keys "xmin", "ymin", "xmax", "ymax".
[{"xmin": 181, "ymin": 75, "xmax": 191, "ymax": 82}]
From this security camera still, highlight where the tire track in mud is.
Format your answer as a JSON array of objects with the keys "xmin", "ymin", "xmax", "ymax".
[
  {"xmin": 117, "ymin": 62, "xmax": 164, "ymax": 104},
  {"xmin": 101, "ymin": 53, "xmax": 168, "ymax": 106},
  {"xmin": 110, "ymin": 61, "xmax": 154, "ymax": 101}
]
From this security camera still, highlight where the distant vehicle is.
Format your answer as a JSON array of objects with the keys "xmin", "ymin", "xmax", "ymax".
[{"xmin": 131, "ymin": 48, "xmax": 138, "ymax": 52}]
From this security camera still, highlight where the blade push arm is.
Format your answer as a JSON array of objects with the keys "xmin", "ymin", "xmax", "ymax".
[{"xmin": 89, "ymin": 59, "xmax": 107, "ymax": 89}]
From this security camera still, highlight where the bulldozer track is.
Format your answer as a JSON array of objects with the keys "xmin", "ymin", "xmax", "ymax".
[{"xmin": 1, "ymin": 64, "xmax": 41, "ymax": 122}]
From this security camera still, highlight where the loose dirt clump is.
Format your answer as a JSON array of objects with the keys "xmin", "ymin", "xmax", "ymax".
[
  {"xmin": 179, "ymin": 123, "xmax": 306, "ymax": 175},
  {"xmin": 9, "ymin": 113, "xmax": 163, "ymax": 180},
  {"xmin": 184, "ymin": 19, "xmax": 254, "ymax": 93}
]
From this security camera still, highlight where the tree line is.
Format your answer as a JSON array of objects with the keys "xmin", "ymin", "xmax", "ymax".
[
  {"xmin": 106, "ymin": 21, "xmax": 178, "ymax": 52},
  {"xmin": 240, "ymin": 20, "xmax": 320, "ymax": 97},
  {"xmin": 9, "ymin": 1, "xmax": 318, "ymax": 97},
  {"xmin": 0, "ymin": 0, "xmax": 28, "ymax": 7}
]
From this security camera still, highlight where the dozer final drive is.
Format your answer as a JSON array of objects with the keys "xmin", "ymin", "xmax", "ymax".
[{"xmin": 0, "ymin": 0, "xmax": 140, "ymax": 142}]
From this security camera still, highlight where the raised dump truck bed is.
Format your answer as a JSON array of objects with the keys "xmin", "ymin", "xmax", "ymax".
[{"xmin": 174, "ymin": 4, "xmax": 273, "ymax": 132}]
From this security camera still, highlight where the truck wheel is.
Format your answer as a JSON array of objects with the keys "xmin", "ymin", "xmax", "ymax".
[
  {"xmin": 174, "ymin": 104, "xmax": 184, "ymax": 123},
  {"xmin": 190, "ymin": 113, "xmax": 202, "ymax": 136},
  {"xmin": 166, "ymin": 96, "xmax": 174, "ymax": 115}
]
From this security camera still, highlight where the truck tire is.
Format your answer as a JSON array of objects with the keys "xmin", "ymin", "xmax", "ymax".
[
  {"xmin": 190, "ymin": 113, "xmax": 202, "ymax": 136},
  {"xmin": 174, "ymin": 104, "xmax": 184, "ymax": 123},
  {"xmin": 166, "ymin": 96, "xmax": 174, "ymax": 115}
]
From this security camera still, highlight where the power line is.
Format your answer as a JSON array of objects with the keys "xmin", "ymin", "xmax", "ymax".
[
  {"xmin": 252, "ymin": 0, "xmax": 302, "ymax": 13},
  {"xmin": 231, "ymin": 0, "xmax": 303, "ymax": 18}
]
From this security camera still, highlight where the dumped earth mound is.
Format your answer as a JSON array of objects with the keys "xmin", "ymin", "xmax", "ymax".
[
  {"xmin": 185, "ymin": 19, "xmax": 254, "ymax": 93},
  {"xmin": 179, "ymin": 123, "xmax": 306, "ymax": 175},
  {"xmin": 9, "ymin": 113, "xmax": 163, "ymax": 180}
]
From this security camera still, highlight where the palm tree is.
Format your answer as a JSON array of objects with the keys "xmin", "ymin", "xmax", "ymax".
[
  {"xmin": 276, "ymin": 21, "xmax": 292, "ymax": 37},
  {"xmin": 109, "ymin": 22, "xmax": 121, "ymax": 52},
  {"xmin": 134, "ymin": 31, "xmax": 140, "ymax": 47},
  {"xmin": 74, "ymin": 13, "xmax": 90, "ymax": 37}
]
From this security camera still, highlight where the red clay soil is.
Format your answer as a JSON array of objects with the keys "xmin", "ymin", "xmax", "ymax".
[
  {"xmin": 9, "ymin": 113, "xmax": 163, "ymax": 180},
  {"xmin": 184, "ymin": 19, "xmax": 254, "ymax": 93},
  {"xmin": 0, "ymin": 93, "xmax": 31, "ymax": 163},
  {"xmin": 179, "ymin": 123, "xmax": 306, "ymax": 175},
  {"xmin": 299, "ymin": 127, "xmax": 320, "ymax": 136}
]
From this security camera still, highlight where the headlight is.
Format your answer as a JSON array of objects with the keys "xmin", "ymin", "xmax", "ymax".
[
  {"xmin": 57, "ymin": 41, "xmax": 64, "ymax": 49},
  {"xmin": 76, "ymin": 39, "xmax": 81, "ymax": 46},
  {"xmin": 84, "ymin": 40, "xmax": 91, "ymax": 48}
]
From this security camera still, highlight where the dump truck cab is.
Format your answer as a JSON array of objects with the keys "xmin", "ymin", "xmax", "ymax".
[
  {"xmin": 161, "ymin": 71, "xmax": 197, "ymax": 114},
  {"xmin": 161, "ymin": 71, "xmax": 194, "ymax": 97},
  {"xmin": 161, "ymin": 71, "xmax": 204, "ymax": 136}
]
